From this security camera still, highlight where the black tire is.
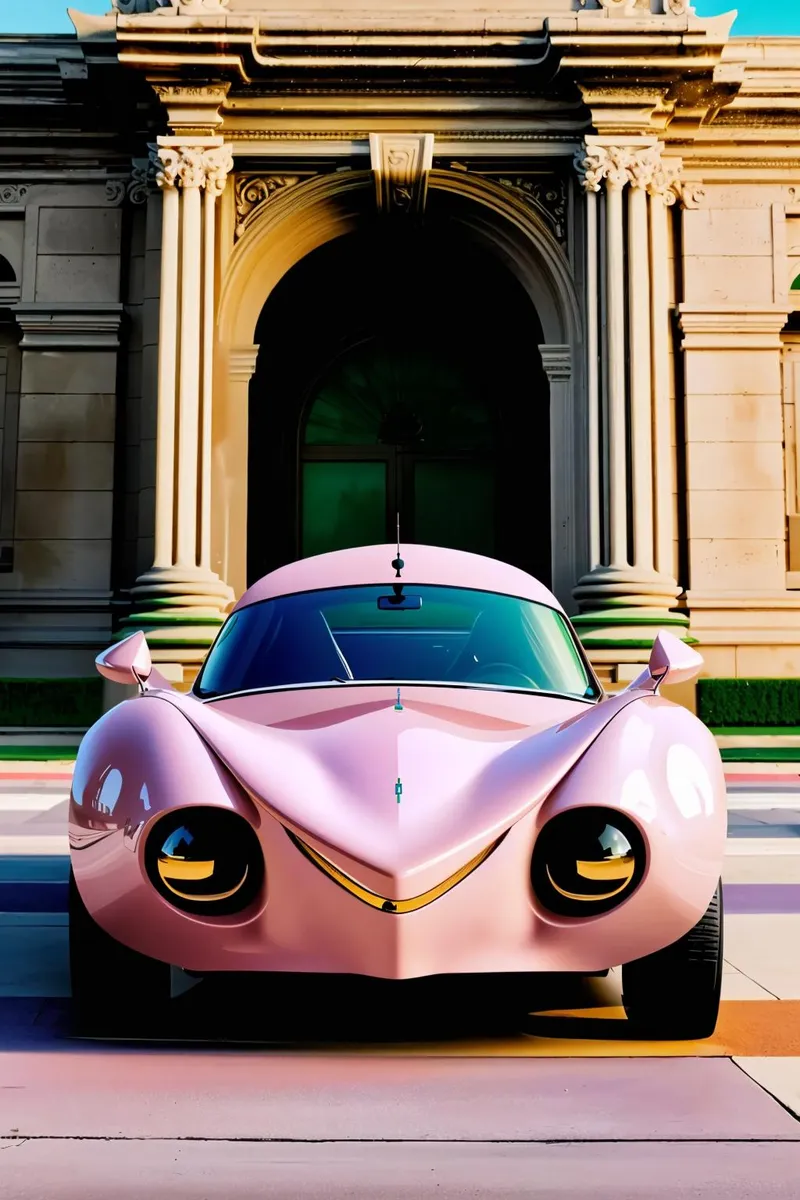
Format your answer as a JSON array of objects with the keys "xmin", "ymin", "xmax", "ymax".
[
  {"xmin": 69, "ymin": 868, "xmax": 172, "ymax": 1037},
  {"xmin": 621, "ymin": 880, "xmax": 723, "ymax": 1040}
]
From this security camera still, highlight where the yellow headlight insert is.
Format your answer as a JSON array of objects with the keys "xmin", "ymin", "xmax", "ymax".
[
  {"xmin": 531, "ymin": 808, "xmax": 646, "ymax": 917},
  {"xmin": 288, "ymin": 829, "xmax": 504, "ymax": 914},
  {"xmin": 145, "ymin": 808, "xmax": 265, "ymax": 916},
  {"xmin": 546, "ymin": 856, "xmax": 635, "ymax": 903},
  {"xmin": 157, "ymin": 855, "xmax": 250, "ymax": 903},
  {"xmin": 157, "ymin": 857, "xmax": 215, "ymax": 882}
]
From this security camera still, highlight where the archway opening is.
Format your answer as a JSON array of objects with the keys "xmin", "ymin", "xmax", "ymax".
[{"xmin": 249, "ymin": 219, "xmax": 550, "ymax": 585}]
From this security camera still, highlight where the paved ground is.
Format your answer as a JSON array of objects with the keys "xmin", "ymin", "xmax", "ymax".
[{"xmin": 1, "ymin": 763, "xmax": 800, "ymax": 1196}]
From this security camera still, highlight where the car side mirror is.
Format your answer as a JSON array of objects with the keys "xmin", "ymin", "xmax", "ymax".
[
  {"xmin": 625, "ymin": 630, "xmax": 703, "ymax": 694},
  {"xmin": 96, "ymin": 630, "xmax": 152, "ymax": 690}
]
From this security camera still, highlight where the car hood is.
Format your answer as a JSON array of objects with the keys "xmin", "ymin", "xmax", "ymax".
[{"xmin": 151, "ymin": 684, "xmax": 643, "ymax": 894}]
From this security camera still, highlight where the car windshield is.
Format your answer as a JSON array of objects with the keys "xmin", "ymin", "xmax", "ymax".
[{"xmin": 194, "ymin": 585, "xmax": 600, "ymax": 701}]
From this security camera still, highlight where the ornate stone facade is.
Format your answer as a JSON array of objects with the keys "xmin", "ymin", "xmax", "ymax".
[{"xmin": 2, "ymin": 0, "xmax": 800, "ymax": 716}]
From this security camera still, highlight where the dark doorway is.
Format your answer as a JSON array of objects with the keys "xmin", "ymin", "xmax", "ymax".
[{"xmin": 249, "ymin": 221, "xmax": 550, "ymax": 585}]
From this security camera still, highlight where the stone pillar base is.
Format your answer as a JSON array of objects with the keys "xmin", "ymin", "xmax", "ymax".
[
  {"xmin": 572, "ymin": 564, "xmax": 690, "ymax": 652},
  {"xmin": 118, "ymin": 565, "xmax": 234, "ymax": 689},
  {"xmin": 572, "ymin": 607, "xmax": 692, "ymax": 650}
]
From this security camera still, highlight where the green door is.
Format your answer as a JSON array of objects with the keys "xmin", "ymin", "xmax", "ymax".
[{"xmin": 300, "ymin": 339, "xmax": 496, "ymax": 558}]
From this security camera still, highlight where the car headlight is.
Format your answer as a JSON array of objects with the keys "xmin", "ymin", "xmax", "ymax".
[
  {"xmin": 144, "ymin": 807, "xmax": 264, "ymax": 916},
  {"xmin": 531, "ymin": 807, "xmax": 645, "ymax": 917}
]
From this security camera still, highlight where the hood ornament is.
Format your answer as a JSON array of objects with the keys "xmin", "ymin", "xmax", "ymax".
[
  {"xmin": 395, "ymin": 777, "xmax": 403, "ymax": 805},
  {"xmin": 394, "ymin": 687, "xmax": 403, "ymax": 711}
]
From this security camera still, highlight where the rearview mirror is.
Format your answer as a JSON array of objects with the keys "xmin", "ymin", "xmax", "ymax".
[
  {"xmin": 626, "ymin": 630, "xmax": 703, "ymax": 694},
  {"xmin": 96, "ymin": 630, "xmax": 152, "ymax": 689},
  {"xmin": 378, "ymin": 594, "xmax": 422, "ymax": 610}
]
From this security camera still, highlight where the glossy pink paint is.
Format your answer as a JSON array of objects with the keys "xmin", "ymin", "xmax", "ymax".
[
  {"xmin": 235, "ymin": 543, "xmax": 559, "ymax": 610},
  {"xmin": 95, "ymin": 630, "xmax": 152, "ymax": 687},
  {"xmin": 70, "ymin": 544, "xmax": 726, "ymax": 980}
]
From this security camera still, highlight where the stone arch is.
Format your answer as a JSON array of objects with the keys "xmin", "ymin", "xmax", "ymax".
[
  {"xmin": 218, "ymin": 169, "xmax": 580, "ymax": 350},
  {"xmin": 214, "ymin": 168, "xmax": 586, "ymax": 606}
]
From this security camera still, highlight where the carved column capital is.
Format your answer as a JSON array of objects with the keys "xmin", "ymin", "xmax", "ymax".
[
  {"xmin": 574, "ymin": 145, "xmax": 636, "ymax": 193},
  {"xmin": 672, "ymin": 181, "xmax": 707, "ymax": 210},
  {"xmin": 647, "ymin": 154, "xmax": 684, "ymax": 205},
  {"xmin": 153, "ymin": 143, "xmax": 234, "ymax": 195},
  {"xmin": 628, "ymin": 146, "xmax": 661, "ymax": 191},
  {"xmin": 574, "ymin": 142, "xmax": 688, "ymax": 204},
  {"xmin": 203, "ymin": 145, "xmax": 234, "ymax": 198}
]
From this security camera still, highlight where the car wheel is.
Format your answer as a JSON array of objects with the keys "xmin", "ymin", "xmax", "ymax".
[
  {"xmin": 621, "ymin": 880, "xmax": 723, "ymax": 1041},
  {"xmin": 69, "ymin": 868, "xmax": 172, "ymax": 1036}
]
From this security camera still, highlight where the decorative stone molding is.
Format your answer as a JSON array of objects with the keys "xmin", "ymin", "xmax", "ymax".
[
  {"xmin": 105, "ymin": 180, "xmax": 127, "ymax": 207},
  {"xmin": 151, "ymin": 83, "xmax": 230, "ymax": 138},
  {"xmin": 672, "ymin": 181, "xmax": 706, "ymax": 209},
  {"xmin": 538, "ymin": 344, "xmax": 572, "ymax": 383},
  {"xmin": 648, "ymin": 156, "xmax": 683, "ymax": 205},
  {"xmin": 578, "ymin": 0, "xmax": 694, "ymax": 13},
  {"xmin": 369, "ymin": 133, "xmax": 434, "ymax": 217},
  {"xmin": 494, "ymin": 176, "xmax": 567, "ymax": 245},
  {"xmin": 112, "ymin": 0, "xmax": 172, "ymax": 11},
  {"xmin": 128, "ymin": 155, "xmax": 156, "ymax": 205},
  {"xmin": 678, "ymin": 305, "xmax": 790, "ymax": 351},
  {"xmin": 114, "ymin": 0, "xmax": 229, "ymax": 11},
  {"xmin": 13, "ymin": 303, "xmax": 124, "ymax": 350},
  {"xmin": 233, "ymin": 175, "xmax": 304, "ymax": 240},
  {"xmin": 228, "ymin": 345, "xmax": 260, "ymax": 382},
  {"xmin": 154, "ymin": 144, "xmax": 234, "ymax": 193},
  {"xmin": 0, "ymin": 185, "xmax": 28, "ymax": 205},
  {"xmin": 174, "ymin": 0, "xmax": 230, "ymax": 10},
  {"xmin": 574, "ymin": 144, "xmax": 687, "ymax": 204}
]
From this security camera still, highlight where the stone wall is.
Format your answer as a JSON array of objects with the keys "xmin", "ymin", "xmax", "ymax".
[
  {"xmin": 0, "ymin": 182, "xmax": 125, "ymax": 685},
  {"xmin": 679, "ymin": 184, "xmax": 800, "ymax": 682}
]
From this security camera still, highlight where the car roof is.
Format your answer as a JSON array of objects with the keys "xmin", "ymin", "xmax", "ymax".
[{"xmin": 234, "ymin": 544, "xmax": 563, "ymax": 612}]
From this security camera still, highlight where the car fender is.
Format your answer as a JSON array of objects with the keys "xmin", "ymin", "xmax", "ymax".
[
  {"xmin": 531, "ymin": 692, "xmax": 727, "ymax": 951},
  {"xmin": 69, "ymin": 693, "xmax": 259, "ymax": 913}
]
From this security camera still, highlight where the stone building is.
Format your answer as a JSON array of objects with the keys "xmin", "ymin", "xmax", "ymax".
[{"xmin": 1, "ymin": 0, "xmax": 800, "ymax": 729}]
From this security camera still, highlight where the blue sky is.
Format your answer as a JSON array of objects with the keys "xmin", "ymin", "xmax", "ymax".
[{"xmin": 0, "ymin": 0, "xmax": 798, "ymax": 36}]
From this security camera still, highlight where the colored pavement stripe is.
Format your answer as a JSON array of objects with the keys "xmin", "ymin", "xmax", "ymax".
[{"xmin": 724, "ymin": 884, "xmax": 800, "ymax": 913}]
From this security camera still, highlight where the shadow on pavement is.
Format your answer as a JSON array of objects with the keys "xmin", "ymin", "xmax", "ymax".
[{"xmin": 0, "ymin": 972, "xmax": 629, "ymax": 1050}]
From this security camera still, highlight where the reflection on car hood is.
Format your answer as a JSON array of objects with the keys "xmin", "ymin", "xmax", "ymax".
[{"xmin": 151, "ymin": 684, "xmax": 644, "ymax": 890}]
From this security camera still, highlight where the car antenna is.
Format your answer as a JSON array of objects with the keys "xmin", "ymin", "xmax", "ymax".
[{"xmin": 391, "ymin": 513, "xmax": 404, "ymax": 601}]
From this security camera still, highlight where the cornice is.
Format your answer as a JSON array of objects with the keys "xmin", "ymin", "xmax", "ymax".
[
  {"xmin": 12, "ymin": 302, "xmax": 124, "ymax": 350},
  {"xmin": 678, "ymin": 304, "xmax": 791, "ymax": 350},
  {"xmin": 10, "ymin": 12, "xmax": 800, "ymax": 154}
]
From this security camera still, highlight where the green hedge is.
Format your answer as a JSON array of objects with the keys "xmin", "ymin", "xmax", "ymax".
[
  {"xmin": 0, "ymin": 678, "xmax": 103, "ymax": 728},
  {"xmin": 697, "ymin": 678, "xmax": 800, "ymax": 729}
]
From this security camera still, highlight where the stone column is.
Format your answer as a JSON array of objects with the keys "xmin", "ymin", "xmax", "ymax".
[
  {"xmin": 571, "ymin": 142, "xmax": 687, "ymax": 661},
  {"xmin": 122, "ymin": 138, "xmax": 234, "ymax": 686},
  {"xmin": 647, "ymin": 156, "xmax": 681, "ymax": 580}
]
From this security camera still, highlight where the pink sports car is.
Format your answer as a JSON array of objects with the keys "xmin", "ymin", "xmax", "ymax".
[{"xmin": 69, "ymin": 543, "xmax": 726, "ymax": 1039}]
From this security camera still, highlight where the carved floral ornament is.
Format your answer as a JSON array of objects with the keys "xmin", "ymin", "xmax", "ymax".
[
  {"xmin": 573, "ymin": 145, "xmax": 706, "ymax": 208},
  {"xmin": 153, "ymin": 145, "xmax": 234, "ymax": 195},
  {"xmin": 233, "ymin": 175, "xmax": 305, "ymax": 239},
  {"xmin": 0, "ymin": 185, "xmax": 28, "ymax": 204}
]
